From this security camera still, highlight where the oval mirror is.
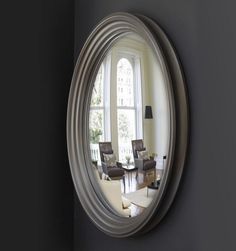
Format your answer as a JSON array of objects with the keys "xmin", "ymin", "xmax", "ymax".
[{"xmin": 67, "ymin": 12, "xmax": 188, "ymax": 237}]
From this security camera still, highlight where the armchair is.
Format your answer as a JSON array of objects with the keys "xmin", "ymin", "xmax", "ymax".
[
  {"xmin": 99, "ymin": 142, "xmax": 125, "ymax": 180},
  {"xmin": 131, "ymin": 139, "xmax": 156, "ymax": 180}
]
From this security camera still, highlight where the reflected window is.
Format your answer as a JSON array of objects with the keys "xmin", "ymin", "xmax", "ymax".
[
  {"xmin": 90, "ymin": 64, "xmax": 105, "ymax": 162},
  {"xmin": 117, "ymin": 57, "xmax": 141, "ymax": 162},
  {"xmin": 91, "ymin": 64, "xmax": 104, "ymax": 107},
  {"xmin": 117, "ymin": 58, "xmax": 134, "ymax": 107},
  {"xmin": 89, "ymin": 53, "xmax": 142, "ymax": 164}
]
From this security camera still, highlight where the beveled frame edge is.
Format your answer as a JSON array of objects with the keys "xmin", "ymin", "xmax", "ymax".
[{"xmin": 67, "ymin": 12, "xmax": 189, "ymax": 237}]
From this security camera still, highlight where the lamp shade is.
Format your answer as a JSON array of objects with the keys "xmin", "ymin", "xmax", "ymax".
[{"xmin": 145, "ymin": 106, "xmax": 153, "ymax": 119}]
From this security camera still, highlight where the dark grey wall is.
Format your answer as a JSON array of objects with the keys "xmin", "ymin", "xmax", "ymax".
[
  {"xmin": 74, "ymin": 1, "xmax": 236, "ymax": 251},
  {"xmin": 35, "ymin": 1, "xmax": 75, "ymax": 251},
  {"xmin": 2, "ymin": 1, "xmax": 75, "ymax": 251}
]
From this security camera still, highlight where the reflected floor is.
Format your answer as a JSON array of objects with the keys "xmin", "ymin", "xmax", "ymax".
[
  {"xmin": 122, "ymin": 169, "xmax": 163, "ymax": 217},
  {"xmin": 121, "ymin": 169, "xmax": 163, "ymax": 194}
]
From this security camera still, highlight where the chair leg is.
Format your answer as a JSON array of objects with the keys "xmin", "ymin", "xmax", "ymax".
[
  {"xmin": 143, "ymin": 171, "xmax": 146, "ymax": 183},
  {"xmin": 123, "ymin": 175, "xmax": 126, "ymax": 193}
]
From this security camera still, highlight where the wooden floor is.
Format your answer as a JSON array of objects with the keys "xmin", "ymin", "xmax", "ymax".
[
  {"xmin": 121, "ymin": 169, "xmax": 163, "ymax": 193},
  {"xmin": 121, "ymin": 169, "xmax": 163, "ymax": 217}
]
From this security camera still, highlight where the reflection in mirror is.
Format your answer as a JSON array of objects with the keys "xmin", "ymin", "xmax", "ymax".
[{"xmin": 89, "ymin": 33, "xmax": 170, "ymax": 217}]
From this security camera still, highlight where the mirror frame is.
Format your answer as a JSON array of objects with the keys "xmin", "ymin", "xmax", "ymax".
[{"xmin": 67, "ymin": 12, "xmax": 189, "ymax": 237}]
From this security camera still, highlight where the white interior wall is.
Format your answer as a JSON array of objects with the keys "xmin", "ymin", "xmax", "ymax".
[
  {"xmin": 141, "ymin": 46, "xmax": 152, "ymax": 152},
  {"xmin": 145, "ymin": 47, "xmax": 170, "ymax": 158}
]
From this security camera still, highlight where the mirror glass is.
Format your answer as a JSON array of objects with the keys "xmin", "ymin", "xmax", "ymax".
[{"xmin": 89, "ymin": 33, "xmax": 170, "ymax": 217}]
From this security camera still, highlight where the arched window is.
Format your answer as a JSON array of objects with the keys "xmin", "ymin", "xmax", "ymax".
[
  {"xmin": 89, "ymin": 52, "xmax": 142, "ymax": 163},
  {"xmin": 117, "ymin": 58, "xmax": 134, "ymax": 107},
  {"xmin": 117, "ymin": 57, "xmax": 141, "ymax": 162}
]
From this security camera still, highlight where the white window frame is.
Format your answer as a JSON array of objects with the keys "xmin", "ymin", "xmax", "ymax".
[
  {"xmin": 116, "ymin": 51, "xmax": 143, "ymax": 140},
  {"xmin": 90, "ymin": 55, "xmax": 112, "ymax": 142}
]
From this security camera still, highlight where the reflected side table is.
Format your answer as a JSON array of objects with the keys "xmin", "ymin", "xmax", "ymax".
[{"xmin": 122, "ymin": 164, "xmax": 138, "ymax": 192}]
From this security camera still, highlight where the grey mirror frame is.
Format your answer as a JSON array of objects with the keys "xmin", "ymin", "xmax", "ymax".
[{"xmin": 67, "ymin": 12, "xmax": 189, "ymax": 237}]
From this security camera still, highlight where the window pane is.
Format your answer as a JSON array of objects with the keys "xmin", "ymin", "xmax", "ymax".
[
  {"xmin": 117, "ymin": 109, "xmax": 136, "ymax": 162},
  {"xmin": 89, "ymin": 110, "xmax": 104, "ymax": 143},
  {"xmin": 91, "ymin": 64, "xmax": 104, "ymax": 106},
  {"xmin": 89, "ymin": 110, "xmax": 104, "ymax": 161},
  {"xmin": 117, "ymin": 58, "xmax": 134, "ymax": 107}
]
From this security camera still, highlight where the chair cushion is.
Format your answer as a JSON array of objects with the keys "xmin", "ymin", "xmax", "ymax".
[
  {"xmin": 103, "ymin": 153, "xmax": 116, "ymax": 167},
  {"xmin": 135, "ymin": 147, "xmax": 146, "ymax": 158},
  {"xmin": 137, "ymin": 150, "xmax": 149, "ymax": 160},
  {"xmin": 107, "ymin": 167, "xmax": 124, "ymax": 177},
  {"xmin": 100, "ymin": 149, "xmax": 113, "ymax": 162},
  {"xmin": 143, "ymin": 160, "xmax": 156, "ymax": 170}
]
